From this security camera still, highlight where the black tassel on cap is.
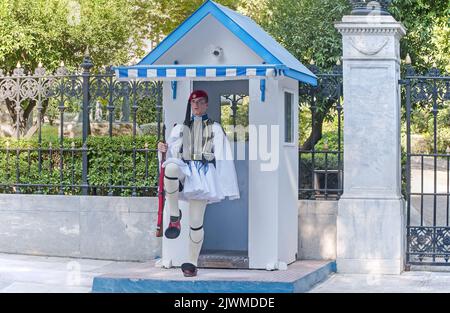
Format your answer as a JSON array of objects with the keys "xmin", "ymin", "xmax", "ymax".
[{"xmin": 183, "ymin": 100, "xmax": 191, "ymax": 126}]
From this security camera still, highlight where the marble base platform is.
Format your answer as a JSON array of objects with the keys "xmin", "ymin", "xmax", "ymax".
[{"xmin": 91, "ymin": 259, "xmax": 336, "ymax": 293}]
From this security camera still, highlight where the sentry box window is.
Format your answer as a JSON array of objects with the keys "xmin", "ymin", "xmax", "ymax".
[{"xmin": 284, "ymin": 91, "xmax": 294, "ymax": 143}]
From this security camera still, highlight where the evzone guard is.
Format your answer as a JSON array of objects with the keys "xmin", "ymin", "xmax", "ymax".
[{"xmin": 158, "ymin": 90, "xmax": 240, "ymax": 277}]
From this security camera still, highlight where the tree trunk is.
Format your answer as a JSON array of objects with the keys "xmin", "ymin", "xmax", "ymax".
[
  {"xmin": 4, "ymin": 98, "xmax": 38, "ymax": 137},
  {"xmin": 301, "ymin": 111, "xmax": 325, "ymax": 151},
  {"xmin": 300, "ymin": 96, "xmax": 338, "ymax": 151}
]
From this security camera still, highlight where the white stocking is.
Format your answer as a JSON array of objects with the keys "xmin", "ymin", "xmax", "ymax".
[
  {"xmin": 164, "ymin": 163, "xmax": 181, "ymax": 218},
  {"xmin": 188, "ymin": 200, "xmax": 208, "ymax": 266}
]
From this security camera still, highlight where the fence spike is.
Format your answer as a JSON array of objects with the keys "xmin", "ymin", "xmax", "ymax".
[
  {"xmin": 405, "ymin": 54, "xmax": 412, "ymax": 65},
  {"xmin": 35, "ymin": 64, "xmax": 46, "ymax": 76}
]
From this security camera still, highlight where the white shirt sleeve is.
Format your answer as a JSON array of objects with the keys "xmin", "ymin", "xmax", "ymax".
[
  {"xmin": 158, "ymin": 124, "xmax": 183, "ymax": 164},
  {"xmin": 213, "ymin": 123, "xmax": 240, "ymax": 200}
]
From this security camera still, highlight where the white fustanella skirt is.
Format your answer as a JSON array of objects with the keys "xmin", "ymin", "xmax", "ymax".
[{"xmin": 163, "ymin": 157, "xmax": 225, "ymax": 204}]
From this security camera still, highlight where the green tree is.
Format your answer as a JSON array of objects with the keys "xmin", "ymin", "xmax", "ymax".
[
  {"xmin": 262, "ymin": 0, "xmax": 351, "ymax": 70},
  {"xmin": 257, "ymin": 0, "xmax": 350, "ymax": 149},
  {"xmin": 237, "ymin": 0, "xmax": 270, "ymax": 23},
  {"xmin": 244, "ymin": 0, "xmax": 449, "ymax": 149},
  {"xmin": 0, "ymin": 0, "xmax": 154, "ymax": 136},
  {"xmin": 137, "ymin": 0, "xmax": 241, "ymax": 46},
  {"xmin": 0, "ymin": 0, "xmax": 152, "ymax": 72},
  {"xmin": 390, "ymin": 0, "xmax": 450, "ymax": 72}
]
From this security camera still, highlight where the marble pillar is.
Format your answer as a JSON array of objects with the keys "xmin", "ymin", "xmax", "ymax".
[{"xmin": 335, "ymin": 14, "xmax": 407, "ymax": 274}]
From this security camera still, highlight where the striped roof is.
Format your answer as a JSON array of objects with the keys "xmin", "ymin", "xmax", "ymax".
[{"xmin": 115, "ymin": 64, "xmax": 286, "ymax": 81}]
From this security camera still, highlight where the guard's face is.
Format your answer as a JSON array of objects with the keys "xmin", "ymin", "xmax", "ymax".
[{"xmin": 191, "ymin": 97, "xmax": 208, "ymax": 116}]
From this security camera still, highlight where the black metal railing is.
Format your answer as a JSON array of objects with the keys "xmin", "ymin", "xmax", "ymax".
[
  {"xmin": 298, "ymin": 64, "xmax": 344, "ymax": 200},
  {"xmin": 1, "ymin": 55, "xmax": 344, "ymax": 199},
  {"xmin": 402, "ymin": 64, "xmax": 450, "ymax": 265},
  {"xmin": 0, "ymin": 52, "xmax": 163, "ymax": 197}
]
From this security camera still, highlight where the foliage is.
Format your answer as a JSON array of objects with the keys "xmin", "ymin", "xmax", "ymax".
[
  {"xmin": 32, "ymin": 124, "xmax": 60, "ymax": 142},
  {"xmin": 299, "ymin": 106, "xmax": 312, "ymax": 144},
  {"xmin": 300, "ymin": 151, "xmax": 340, "ymax": 171},
  {"xmin": 299, "ymin": 151, "xmax": 341, "ymax": 199},
  {"xmin": 220, "ymin": 98, "xmax": 249, "ymax": 126},
  {"xmin": 315, "ymin": 128, "xmax": 342, "ymax": 153},
  {"xmin": 136, "ymin": 0, "xmax": 241, "ymax": 49},
  {"xmin": 0, "ymin": 0, "xmax": 160, "ymax": 72},
  {"xmin": 0, "ymin": 0, "xmax": 448, "ymax": 198},
  {"xmin": 261, "ymin": 0, "xmax": 351, "ymax": 70},
  {"xmin": 0, "ymin": 135, "xmax": 159, "ymax": 196},
  {"xmin": 236, "ymin": 0, "xmax": 270, "ymax": 25},
  {"xmin": 136, "ymin": 97, "xmax": 161, "ymax": 127},
  {"xmin": 390, "ymin": 0, "xmax": 450, "ymax": 72},
  {"xmin": 405, "ymin": 103, "xmax": 450, "ymax": 154}
]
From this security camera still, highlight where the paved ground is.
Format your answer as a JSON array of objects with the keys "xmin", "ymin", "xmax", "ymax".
[
  {"xmin": 310, "ymin": 272, "xmax": 450, "ymax": 293},
  {"xmin": 0, "ymin": 253, "xmax": 142, "ymax": 293},
  {"xmin": 0, "ymin": 252, "xmax": 332, "ymax": 293},
  {"xmin": 3, "ymin": 252, "xmax": 450, "ymax": 293}
]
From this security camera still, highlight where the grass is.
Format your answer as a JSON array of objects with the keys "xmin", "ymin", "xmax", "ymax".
[{"xmin": 30, "ymin": 124, "xmax": 60, "ymax": 142}]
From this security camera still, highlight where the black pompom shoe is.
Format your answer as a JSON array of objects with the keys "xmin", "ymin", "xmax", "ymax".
[{"xmin": 181, "ymin": 263, "xmax": 198, "ymax": 277}]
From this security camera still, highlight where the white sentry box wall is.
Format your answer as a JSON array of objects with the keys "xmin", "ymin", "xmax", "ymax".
[
  {"xmin": 155, "ymin": 11, "xmax": 299, "ymax": 270},
  {"xmin": 160, "ymin": 77, "xmax": 299, "ymax": 270},
  {"xmin": 248, "ymin": 77, "xmax": 299, "ymax": 270}
]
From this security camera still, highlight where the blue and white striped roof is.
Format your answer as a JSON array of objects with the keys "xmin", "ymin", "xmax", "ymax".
[{"xmin": 115, "ymin": 64, "xmax": 286, "ymax": 81}]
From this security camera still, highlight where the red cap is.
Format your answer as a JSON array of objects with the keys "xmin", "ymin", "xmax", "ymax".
[{"xmin": 189, "ymin": 90, "xmax": 208, "ymax": 102}]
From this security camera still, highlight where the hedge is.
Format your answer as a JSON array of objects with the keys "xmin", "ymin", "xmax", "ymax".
[{"xmin": 0, "ymin": 135, "xmax": 159, "ymax": 197}]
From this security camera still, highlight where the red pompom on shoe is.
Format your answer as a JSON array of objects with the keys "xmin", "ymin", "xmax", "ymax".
[{"xmin": 164, "ymin": 210, "xmax": 182, "ymax": 239}]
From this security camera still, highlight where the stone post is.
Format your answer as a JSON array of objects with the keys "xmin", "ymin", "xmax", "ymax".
[{"xmin": 335, "ymin": 14, "xmax": 406, "ymax": 274}]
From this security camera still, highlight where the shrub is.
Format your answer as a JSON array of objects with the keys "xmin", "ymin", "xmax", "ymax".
[{"xmin": 0, "ymin": 135, "xmax": 159, "ymax": 197}]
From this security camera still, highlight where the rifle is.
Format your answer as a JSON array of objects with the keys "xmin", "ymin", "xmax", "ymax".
[{"xmin": 156, "ymin": 124, "xmax": 166, "ymax": 237}]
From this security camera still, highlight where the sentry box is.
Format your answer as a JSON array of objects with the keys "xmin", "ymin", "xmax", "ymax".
[{"xmin": 115, "ymin": 0, "xmax": 316, "ymax": 270}]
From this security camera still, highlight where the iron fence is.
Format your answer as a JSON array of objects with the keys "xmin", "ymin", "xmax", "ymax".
[
  {"xmin": 0, "ymin": 55, "xmax": 344, "ymax": 199},
  {"xmin": 0, "ymin": 52, "xmax": 163, "ymax": 197},
  {"xmin": 298, "ymin": 64, "xmax": 344, "ymax": 200},
  {"xmin": 402, "ymin": 64, "xmax": 450, "ymax": 265}
]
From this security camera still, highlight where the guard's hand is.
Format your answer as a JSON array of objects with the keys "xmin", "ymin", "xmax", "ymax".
[{"xmin": 158, "ymin": 142, "xmax": 168, "ymax": 153}]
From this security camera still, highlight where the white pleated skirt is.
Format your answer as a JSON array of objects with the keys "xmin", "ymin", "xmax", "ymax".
[{"xmin": 163, "ymin": 158, "xmax": 225, "ymax": 204}]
